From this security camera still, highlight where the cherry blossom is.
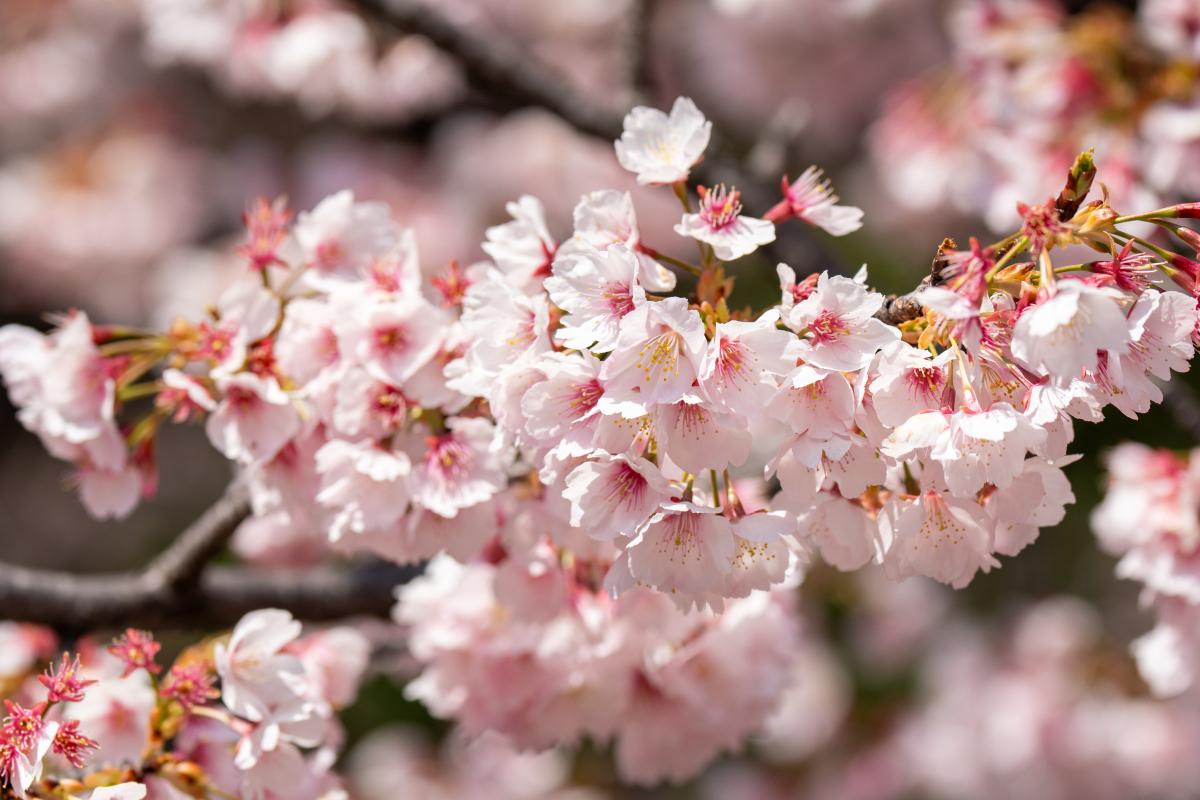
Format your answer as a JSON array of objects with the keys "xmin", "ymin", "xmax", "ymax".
[
  {"xmin": 674, "ymin": 184, "xmax": 777, "ymax": 261},
  {"xmin": 206, "ymin": 373, "xmax": 301, "ymax": 465},
  {"xmin": 884, "ymin": 491, "xmax": 999, "ymax": 588},
  {"xmin": 482, "ymin": 196, "xmax": 558, "ymax": 295},
  {"xmin": 598, "ymin": 296, "xmax": 708, "ymax": 410},
  {"xmin": 699, "ymin": 310, "xmax": 798, "ymax": 422},
  {"xmin": 615, "ymin": 97, "xmax": 712, "ymax": 185},
  {"xmin": 563, "ymin": 452, "xmax": 675, "ymax": 541},
  {"xmin": 1011, "ymin": 279, "xmax": 1132, "ymax": 383},
  {"xmin": 764, "ymin": 167, "xmax": 864, "ymax": 235},
  {"xmin": 544, "ymin": 242, "xmax": 645, "ymax": 353},
  {"xmin": 788, "ymin": 272, "xmax": 900, "ymax": 370},
  {"xmin": 557, "ymin": 190, "xmax": 677, "ymax": 291},
  {"xmin": 293, "ymin": 190, "xmax": 399, "ymax": 277}
]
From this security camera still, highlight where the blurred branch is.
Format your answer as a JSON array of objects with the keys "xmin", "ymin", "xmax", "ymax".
[
  {"xmin": 0, "ymin": 479, "xmax": 414, "ymax": 631},
  {"xmin": 1157, "ymin": 378, "xmax": 1200, "ymax": 446},
  {"xmin": 353, "ymin": 0, "xmax": 625, "ymax": 140},
  {"xmin": 627, "ymin": 0, "xmax": 655, "ymax": 98},
  {"xmin": 349, "ymin": 0, "xmax": 842, "ymax": 275}
]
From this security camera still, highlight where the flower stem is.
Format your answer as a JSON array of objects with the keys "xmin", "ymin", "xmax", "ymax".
[{"xmin": 654, "ymin": 253, "xmax": 702, "ymax": 276}]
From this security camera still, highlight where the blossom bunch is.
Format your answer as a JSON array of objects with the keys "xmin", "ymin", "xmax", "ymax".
[
  {"xmin": 0, "ymin": 611, "xmax": 368, "ymax": 800},
  {"xmin": 1, "ymin": 93, "xmax": 1199, "ymax": 786},
  {"xmin": 396, "ymin": 554, "xmax": 799, "ymax": 785}
]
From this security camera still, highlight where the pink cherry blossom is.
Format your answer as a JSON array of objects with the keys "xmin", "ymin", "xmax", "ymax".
[
  {"xmin": 563, "ymin": 452, "xmax": 675, "ymax": 541},
  {"xmin": 674, "ymin": 184, "xmax": 777, "ymax": 261},
  {"xmin": 625, "ymin": 501, "xmax": 735, "ymax": 597},
  {"xmin": 884, "ymin": 491, "xmax": 999, "ymax": 588},
  {"xmin": 788, "ymin": 272, "xmax": 900, "ymax": 370},
  {"xmin": 763, "ymin": 166, "xmax": 864, "ymax": 236},
  {"xmin": 206, "ymin": 373, "xmax": 301, "ymax": 465},
  {"xmin": 408, "ymin": 417, "xmax": 505, "ymax": 519}
]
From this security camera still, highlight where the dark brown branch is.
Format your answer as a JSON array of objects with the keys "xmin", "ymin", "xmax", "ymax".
[
  {"xmin": 872, "ymin": 238, "xmax": 955, "ymax": 326},
  {"xmin": 874, "ymin": 286, "xmax": 931, "ymax": 326},
  {"xmin": 0, "ymin": 560, "xmax": 416, "ymax": 632},
  {"xmin": 140, "ymin": 478, "xmax": 251, "ymax": 594},
  {"xmin": 0, "ymin": 478, "xmax": 416, "ymax": 632}
]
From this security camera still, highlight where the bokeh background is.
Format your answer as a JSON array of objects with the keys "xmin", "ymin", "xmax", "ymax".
[{"xmin": 7, "ymin": 0, "xmax": 1200, "ymax": 797}]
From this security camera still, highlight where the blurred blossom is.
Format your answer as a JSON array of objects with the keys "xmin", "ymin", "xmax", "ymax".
[
  {"xmin": 0, "ymin": 131, "xmax": 209, "ymax": 320},
  {"xmin": 350, "ymin": 727, "xmax": 603, "ymax": 800},
  {"xmin": 869, "ymin": 0, "xmax": 1200, "ymax": 232},
  {"xmin": 140, "ymin": 0, "xmax": 464, "ymax": 124}
]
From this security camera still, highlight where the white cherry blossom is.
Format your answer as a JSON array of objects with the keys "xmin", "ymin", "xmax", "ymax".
[
  {"xmin": 544, "ymin": 242, "xmax": 645, "ymax": 353},
  {"xmin": 293, "ymin": 189, "xmax": 399, "ymax": 277},
  {"xmin": 869, "ymin": 341, "xmax": 954, "ymax": 427},
  {"xmin": 481, "ymin": 195, "xmax": 558, "ymax": 295},
  {"xmin": 557, "ymin": 189, "xmax": 676, "ymax": 291},
  {"xmin": 598, "ymin": 296, "xmax": 707, "ymax": 410},
  {"xmin": 614, "ymin": 96, "xmax": 711, "ymax": 185},
  {"xmin": 1010, "ymin": 278, "xmax": 1132, "ymax": 383},
  {"xmin": 699, "ymin": 310, "xmax": 798, "ymax": 422},
  {"xmin": 654, "ymin": 397, "xmax": 752, "ymax": 473}
]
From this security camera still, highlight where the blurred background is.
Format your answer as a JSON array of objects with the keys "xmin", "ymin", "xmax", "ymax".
[{"xmin": 7, "ymin": 0, "xmax": 1200, "ymax": 797}]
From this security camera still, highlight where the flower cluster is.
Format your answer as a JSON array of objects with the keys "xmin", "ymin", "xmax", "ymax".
[
  {"xmin": 1, "ymin": 94, "xmax": 1199, "ymax": 787},
  {"xmin": 396, "ymin": 554, "xmax": 800, "ymax": 786},
  {"xmin": 140, "ymin": 0, "xmax": 464, "ymax": 123},
  {"xmin": 0, "ymin": 611, "xmax": 367, "ymax": 800}
]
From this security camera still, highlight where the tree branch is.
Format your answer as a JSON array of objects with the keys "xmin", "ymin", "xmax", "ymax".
[
  {"xmin": 0, "ymin": 560, "xmax": 415, "ymax": 633},
  {"xmin": 354, "ymin": 0, "xmax": 624, "ymax": 140},
  {"xmin": 140, "ymin": 478, "xmax": 251, "ymax": 595},
  {"xmin": 0, "ymin": 479, "xmax": 415, "ymax": 632}
]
